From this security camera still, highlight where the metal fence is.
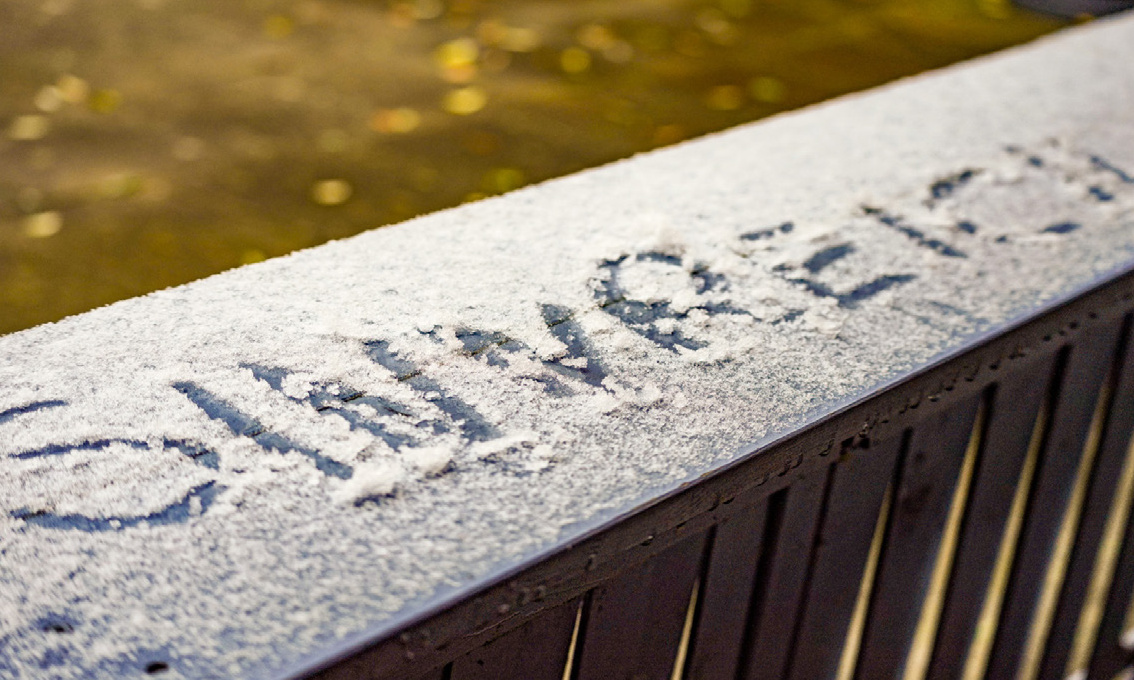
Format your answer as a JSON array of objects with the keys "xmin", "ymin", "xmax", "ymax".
[{"xmin": 285, "ymin": 268, "xmax": 1134, "ymax": 680}]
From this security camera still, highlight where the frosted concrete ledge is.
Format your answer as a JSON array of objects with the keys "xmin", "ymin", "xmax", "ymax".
[{"xmin": 3, "ymin": 14, "xmax": 1134, "ymax": 679}]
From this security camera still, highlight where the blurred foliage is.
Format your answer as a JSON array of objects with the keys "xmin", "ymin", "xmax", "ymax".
[{"xmin": 0, "ymin": 0, "xmax": 1065, "ymax": 335}]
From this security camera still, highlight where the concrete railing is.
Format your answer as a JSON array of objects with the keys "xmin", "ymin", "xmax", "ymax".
[{"xmin": 2, "ymin": 12, "xmax": 1134, "ymax": 680}]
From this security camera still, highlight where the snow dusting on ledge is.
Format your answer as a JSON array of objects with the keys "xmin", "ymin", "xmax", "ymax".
[{"xmin": 3, "ymin": 14, "xmax": 1134, "ymax": 679}]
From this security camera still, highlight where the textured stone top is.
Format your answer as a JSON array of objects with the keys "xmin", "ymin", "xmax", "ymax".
[{"xmin": 2, "ymin": 14, "xmax": 1134, "ymax": 679}]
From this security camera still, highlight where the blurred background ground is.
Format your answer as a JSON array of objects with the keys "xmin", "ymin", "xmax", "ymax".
[{"xmin": 0, "ymin": 0, "xmax": 1066, "ymax": 335}]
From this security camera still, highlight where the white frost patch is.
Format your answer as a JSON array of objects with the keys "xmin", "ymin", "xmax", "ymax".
[
  {"xmin": 594, "ymin": 377, "xmax": 663, "ymax": 412},
  {"xmin": 530, "ymin": 334, "xmax": 568, "ymax": 361},
  {"xmin": 402, "ymin": 446, "xmax": 452, "ymax": 476},
  {"xmin": 669, "ymin": 288, "xmax": 701, "ymax": 314},
  {"xmin": 280, "ymin": 373, "xmax": 314, "ymax": 400},
  {"xmin": 637, "ymin": 215, "xmax": 686, "ymax": 258},
  {"xmin": 637, "ymin": 382, "xmax": 663, "ymax": 406},
  {"xmin": 618, "ymin": 260, "xmax": 697, "ymax": 304},
  {"xmin": 558, "ymin": 356, "xmax": 589, "ymax": 369},
  {"xmin": 590, "ymin": 391, "xmax": 622, "ymax": 414},
  {"xmin": 470, "ymin": 431, "xmax": 540, "ymax": 459},
  {"xmin": 334, "ymin": 461, "xmax": 404, "ymax": 504},
  {"xmin": 802, "ymin": 307, "xmax": 848, "ymax": 337}
]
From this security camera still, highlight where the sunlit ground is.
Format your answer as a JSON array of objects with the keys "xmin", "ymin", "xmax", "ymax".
[{"xmin": 0, "ymin": 0, "xmax": 1066, "ymax": 335}]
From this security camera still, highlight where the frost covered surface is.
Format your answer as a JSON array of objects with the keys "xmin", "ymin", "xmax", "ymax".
[{"xmin": 4, "ymin": 15, "xmax": 1134, "ymax": 679}]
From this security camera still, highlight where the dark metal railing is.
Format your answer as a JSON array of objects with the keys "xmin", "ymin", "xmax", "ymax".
[{"xmin": 289, "ymin": 266, "xmax": 1134, "ymax": 680}]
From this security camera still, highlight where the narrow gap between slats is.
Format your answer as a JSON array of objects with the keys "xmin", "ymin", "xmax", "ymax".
[
  {"xmin": 1123, "ymin": 565, "xmax": 1134, "ymax": 662},
  {"xmin": 735, "ymin": 488, "xmax": 789, "ymax": 677},
  {"xmin": 1066, "ymin": 431, "xmax": 1134, "ymax": 679},
  {"xmin": 1127, "ymin": 595, "xmax": 1134, "ymax": 649},
  {"xmin": 684, "ymin": 502, "xmax": 769, "ymax": 680},
  {"xmin": 904, "ymin": 397, "xmax": 988, "ymax": 680},
  {"xmin": 856, "ymin": 393, "xmax": 986, "ymax": 680},
  {"xmin": 851, "ymin": 428, "xmax": 912, "ymax": 680},
  {"xmin": 566, "ymin": 591, "xmax": 592, "ymax": 680},
  {"xmin": 1017, "ymin": 355, "xmax": 1117, "ymax": 680},
  {"xmin": 570, "ymin": 535, "xmax": 706, "ymax": 679},
  {"xmin": 561, "ymin": 598, "xmax": 584, "ymax": 680},
  {"xmin": 780, "ymin": 459, "xmax": 841, "ymax": 678},
  {"xmin": 671, "ymin": 577, "xmax": 701, "ymax": 680},
  {"xmin": 836, "ymin": 482, "xmax": 894, "ymax": 680},
  {"xmin": 677, "ymin": 525, "xmax": 716, "ymax": 680},
  {"xmin": 962, "ymin": 384, "xmax": 1053, "ymax": 680},
  {"xmin": 1035, "ymin": 314, "xmax": 1134, "ymax": 680},
  {"xmin": 985, "ymin": 344, "xmax": 1073, "ymax": 679},
  {"xmin": 786, "ymin": 436, "xmax": 902, "ymax": 680},
  {"xmin": 1061, "ymin": 312, "xmax": 1134, "ymax": 679}
]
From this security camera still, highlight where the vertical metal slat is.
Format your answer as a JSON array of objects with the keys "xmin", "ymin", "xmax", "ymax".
[
  {"xmin": 573, "ymin": 532, "xmax": 706, "ymax": 680},
  {"xmin": 411, "ymin": 664, "xmax": 451, "ymax": 680},
  {"xmin": 926, "ymin": 357, "xmax": 1055, "ymax": 680},
  {"xmin": 987, "ymin": 321, "xmax": 1121, "ymax": 680},
  {"xmin": 788, "ymin": 434, "xmax": 902, "ymax": 680},
  {"xmin": 854, "ymin": 393, "xmax": 981, "ymax": 680},
  {"xmin": 739, "ymin": 469, "xmax": 830, "ymax": 680},
  {"xmin": 683, "ymin": 500, "xmax": 768, "ymax": 680},
  {"xmin": 1087, "ymin": 495, "xmax": 1134, "ymax": 680},
  {"xmin": 451, "ymin": 597, "xmax": 580, "ymax": 680},
  {"xmin": 1039, "ymin": 317, "xmax": 1134, "ymax": 680}
]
